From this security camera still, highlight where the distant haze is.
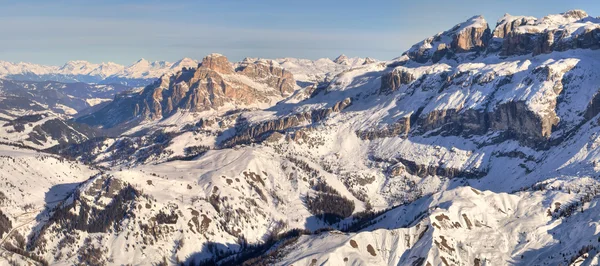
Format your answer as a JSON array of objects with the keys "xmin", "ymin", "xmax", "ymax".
[{"xmin": 0, "ymin": 0, "xmax": 597, "ymax": 65}]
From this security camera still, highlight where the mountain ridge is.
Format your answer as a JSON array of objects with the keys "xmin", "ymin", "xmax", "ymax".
[{"xmin": 4, "ymin": 8, "xmax": 600, "ymax": 266}]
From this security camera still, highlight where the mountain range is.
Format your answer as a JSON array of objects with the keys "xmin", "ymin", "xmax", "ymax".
[
  {"xmin": 0, "ymin": 55, "xmax": 374, "ymax": 88},
  {"xmin": 0, "ymin": 58, "xmax": 199, "ymax": 87},
  {"xmin": 2, "ymin": 9, "xmax": 600, "ymax": 266}
]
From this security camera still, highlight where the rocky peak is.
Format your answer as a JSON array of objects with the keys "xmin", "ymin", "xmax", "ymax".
[
  {"xmin": 132, "ymin": 58, "xmax": 149, "ymax": 65},
  {"xmin": 77, "ymin": 53, "xmax": 296, "ymax": 128},
  {"xmin": 171, "ymin": 57, "xmax": 199, "ymax": 70},
  {"xmin": 200, "ymin": 53, "xmax": 234, "ymax": 74},
  {"xmin": 333, "ymin": 54, "xmax": 349, "ymax": 65},
  {"xmin": 547, "ymin": 9, "xmax": 589, "ymax": 22},
  {"xmin": 492, "ymin": 14, "xmax": 537, "ymax": 38},
  {"xmin": 406, "ymin": 15, "xmax": 491, "ymax": 63},
  {"xmin": 403, "ymin": 10, "xmax": 600, "ymax": 63},
  {"xmin": 60, "ymin": 60, "xmax": 95, "ymax": 71},
  {"xmin": 363, "ymin": 57, "xmax": 377, "ymax": 65},
  {"xmin": 497, "ymin": 9, "xmax": 600, "ymax": 56},
  {"xmin": 236, "ymin": 58, "xmax": 294, "ymax": 95},
  {"xmin": 451, "ymin": 15, "xmax": 492, "ymax": 53}
]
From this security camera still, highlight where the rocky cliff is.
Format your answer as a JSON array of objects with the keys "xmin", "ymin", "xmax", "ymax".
[
  {"xmin": 406, "ymin": 15, "xmax": 492, "ymax": 63},
  {"xmin": 76, "ymin": 54, "xmax": 296, "ymax": 128}
]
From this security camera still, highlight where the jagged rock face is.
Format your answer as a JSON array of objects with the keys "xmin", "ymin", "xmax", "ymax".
[
  {"xmin": 236, "ymin": 59, "xmax": 295, "ymax": 95},
  {"xmin": 500, "ymin": 30, "xmax": 554, "ymax": 56},
  {"xmin": 77, "ymin": 54, "xmax": 296, "ymax": 128},
  {"xmin": 496, "ymin": 11, "xmax": 600, "ymax": 56},
  {"xmin": 356, "ymin": 118, "xmax": 411, "ymax": 140},
  {"xmin": 222, "ymin": 98, "xmax": 352, "ymax": 147},
  {"xmin": 404, "ymin": 10, "xmax": 600, "ymax": 62},
  {"xmin": 492, "ymin": 15, "xmax": 537, "ymax": 38},
  {"xmin": 451, "ymin": 17, "xmax": 492, "ymax": 53},
  {"xmin": 380, "ymin": 68, "xmax": 416, "ymax": 93},
  {"xmin": 371, "ymin": 51, "xmax": 580, "ymax": 146},
  {"xmin": 199, "ymin": 53, "xmax": 234, "ymax": 74},
  {"xmin": 406, "ymin": 16, "xmax": 491, "ymax": 63},
  {"xmin": 415, "ymin": 102, "xmax": 551, "ymax": 142},
  {"xmin": 357, "ymin": 102, "xmax": 551, "ymax": 145}
]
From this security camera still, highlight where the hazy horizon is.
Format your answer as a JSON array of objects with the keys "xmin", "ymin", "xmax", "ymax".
[{"xmin": 1, "ymin": 0, "xmax": 598, "ymax": 65}]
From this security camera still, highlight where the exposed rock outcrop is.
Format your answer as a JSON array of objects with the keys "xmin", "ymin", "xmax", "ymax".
[
  {"xmin": 380, "ymin": 68, "xmax": 416, "ymax": 93},
  {"xmin": 356, "ymin": 100, "xmax": 557, "ymax": 147},
  {"xmin": 498, "ymin": 10, "xmax": 600, "ymax": 56},
  {"xmin": 222, "ymin": 98, "xmax": 352, "ymax": 147},
  {"xmin": 372, "ymin": 156, "xmax": 487, "ymax": 179},
  {"xmin": 406, "ymin": 16, "xmax": 491, "ymax": 63},
  {"xmin": 201, "ymin": 53, "xmax": 234, "ymax": 74},
  {"xmin": 356, "ymin": 118, "xmax": 411, "ymax": 140},
  {"xmin": 77, "ymin": 54, "xmax": 296, "ymax": 129},
  {"xmin": 492, "ymin": 14, "xmax": 537, "ymax": 39},
  {"xmin": 403, "ymin": 10, "xmax": 599, "ymax": 62},
  {"xmin": 236, "ymin": 59, "xmax": 295, "ymax": 95},
  {"xmin": 451, "ymin": 16, "xmax": 492, "ymax": 53}
]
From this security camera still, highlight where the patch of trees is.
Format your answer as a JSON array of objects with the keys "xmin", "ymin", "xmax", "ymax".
[
  {"xmin": 568, "ymin": 245, "xmax": 596, "ymax": 265},
  {"xmin": 341, "ymin": 207, "xmax": 394, "ymax": 232},
  {"xmin": 48, "ymin": 137, "xmax": 108, "ymax": 163},
  {"xmin": 32, "ymin": 184, "xmax": 139, "ymax": 250},
  {"xmin": 0, "ymin": 140, "xmax": 43, "ymax": 152},
  {"xmin": 155, "ymin": 210, "xmax": 178, "ymax": 224},
  {"xmin": 196, "ymin": 228, "xmax": 313, "ymax": 266},
  {"xmin": 185, "ymin": 145, "xmax": 210, "ymax": 157},
  {"xmin": 286, "ymin": 156, "xmax": 319, "ymax": 179},
  {"xmin": 78, "ymin": 237, "xmax": 106, "ymax": 266},
  {"xmin": 551, "ymin": 186, "xmax": 600, "ymax": 219},
  {"xmin": 168, "ymin": 145, "xmax": 210, "ymax": 161},
  {"xmin": 0, "ymin": 209, "xmax": 11, "ymax": 238},
  {"xmin": 3, "ymin": 242, "xmax": 49, "ymax": 266},
  {"xmin": 306, "ymin": 182, "xmax": 355, "ymax": 224},
  {"xmin": 106, "ymin": 130, "xmax": 177, "ymax": 164}
]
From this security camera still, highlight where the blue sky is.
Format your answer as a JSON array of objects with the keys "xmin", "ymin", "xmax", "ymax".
[{"xmin": 0, "ymin": 0, "xmax": 598, "ymax": 65}]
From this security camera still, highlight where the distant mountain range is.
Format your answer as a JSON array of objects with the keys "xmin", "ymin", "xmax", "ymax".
[
  {"xmin": 0, "ymin": 55, "xmax": 376, "ymax": 88},
  {"xmin": 0, "ymin": 58, "xmax": 199, "ymax": 87}
]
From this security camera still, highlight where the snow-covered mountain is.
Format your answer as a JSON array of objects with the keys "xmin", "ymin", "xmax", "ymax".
[
  {"xmin": 0, "ymin": 56, "xmax": 372, "ymax": 89},
  {"xmin": 0, "ymin": 58, "xmax": 200, "ymax": 87},
  {"xmin": 5, "ymin": 8, "xmax": 600, "ymax": 266},
  {"xmin": 275, "ymin": 55, "xmax": 377, "ymax": 86}
]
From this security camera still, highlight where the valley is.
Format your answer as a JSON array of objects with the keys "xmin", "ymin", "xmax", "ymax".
[{"xmin": 2, "ymin": 8, "xmax": 600, "ymax": 266}]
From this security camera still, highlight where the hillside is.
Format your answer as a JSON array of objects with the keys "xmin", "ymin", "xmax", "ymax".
[{"xmin": 5, "ymin": 8, "xmax": 600, "ymax": 266}]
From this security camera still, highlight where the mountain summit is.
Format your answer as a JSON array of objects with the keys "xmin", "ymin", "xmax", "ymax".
[{"xmin": 76, "ymin": 54, "xmax": 295, "ymax": 128}]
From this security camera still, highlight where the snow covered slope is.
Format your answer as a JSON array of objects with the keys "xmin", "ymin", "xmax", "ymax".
[
  {"xmin": 276, "ymin": 181, "xmax": 600, "ymax": 266},
  {"xmin": 0, "ymin": 144, "xmax": 99, "ymax": 265},
  {"xmin": 9, "ymin": 8, "xmax": 600, "ymax": 266},
  {"xmin": 275, "ymin": 55, "xmax": 377, "ymax": 86}
]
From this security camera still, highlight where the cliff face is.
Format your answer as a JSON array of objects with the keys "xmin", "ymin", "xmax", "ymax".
[
  {"xmin": 77, "ymin": 54, "xmax": 296, "ymax": 128},
  {"xmin": 367, "ymin": 10, "xmax": 600, "ymax": 147},
  {"xmin": 406, "ymin": 15, "xmax": 492, "ymax": 63},
  {"xmin": 405, "ymin": 10, "xmax": 600, "ymax": 63}
]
